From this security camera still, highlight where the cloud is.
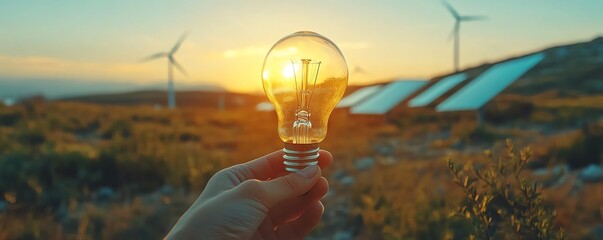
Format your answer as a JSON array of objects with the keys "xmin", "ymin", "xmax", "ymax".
[
  {"xmin": 0, "ymin": 53, "xmax": 241, "ymax": 91},
  {"xmin": 0, "ymin": 55, "xmax": 157, "ymax": 82},
  {"xmin": 0, "ymin": 55, "xmax": 75, "ymax": 72}
]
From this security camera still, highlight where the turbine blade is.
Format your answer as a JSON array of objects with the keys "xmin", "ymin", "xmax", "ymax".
[
  {"xmin": 170, "ymin": 31, "xmax": 189, "ymax": 54},
  {"xmin": 140, "ymin": 52, "xmax": 167, "ymax": 62},
  {"xmin": 442, "ymin": 1, "xmax": 460, "ymax": 19},
  {"xmin": 461, "ymin": 15, "xmax": 487, "ymax": 21},
  {"xmin": 171, "ymin": 59, "xmax": 188, "ymax": 76}
]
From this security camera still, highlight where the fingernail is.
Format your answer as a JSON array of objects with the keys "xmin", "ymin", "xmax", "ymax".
[{"xmin": 297, "ymin": 165, "xmax": 318, "ymax": 178}]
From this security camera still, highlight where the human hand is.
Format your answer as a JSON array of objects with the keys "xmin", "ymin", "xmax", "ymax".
[{"xmin": 165, "ymin": 149, "xmax": 333, "ymax": 240}]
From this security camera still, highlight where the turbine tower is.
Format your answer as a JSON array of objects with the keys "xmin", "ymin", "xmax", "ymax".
[
  {"xmin": 443, "ymin": 1, "xmax": 486, "ymax": 72},
  {"xmin": 141, "ymin": 32, "xmax": 188, "ymax": 109}
]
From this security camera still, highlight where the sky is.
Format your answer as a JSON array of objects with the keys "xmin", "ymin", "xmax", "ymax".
[{"xmin": 1, "ymin": 0, "xmax": 602, "ymax": 96}]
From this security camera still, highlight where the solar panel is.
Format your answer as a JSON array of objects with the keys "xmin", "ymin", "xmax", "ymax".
[
  {"xmin": 350, "ymin": 80, "xmax": 427, "ymax": 114},
  {"xmin": 336, "ymin": 85, "xmax": 382, "ymax": 108},
  {"xmin": 255, "ymin": 101, "xmax": 274, "ymax": 111},
  {"xmin": 437, "ymin": 53, "xmax": 544, "ymax": 112},
  {"xmin": 408, "ymin": 73, "xmax": 467, "ymax": 107}
]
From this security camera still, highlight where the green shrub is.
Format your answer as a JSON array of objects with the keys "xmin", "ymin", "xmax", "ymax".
[
  {"xmin": 15, "ymin": 127, "xmax": 46, "ymax": 147},
  {"xmin": 101, "ymin": 119, "xmax": 133, "ymax": 139},
  {"xmin": 460, "ymin": 126, "xmax": 500, "ymax": 145},
  {"xmin": 552, "ymin": 123, "xmax": 603, "ymax": 169},
  {"xmin": 0, "ymin": 149, "xmax": 170, "ymax": 212},
  {"xmin": 0, "ymin": 108, "xmax": 23, "ymax": 126},
  {"xmin": 448, "ymin": 140, "xmax": 565, "ymax": 240},
  {"xmin": 485, "ymin": 99, "xmax": 534, "ymax": 124}
]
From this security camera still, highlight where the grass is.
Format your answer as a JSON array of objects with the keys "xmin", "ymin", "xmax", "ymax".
[{"xmin": 0, "ymin": 100, "xmax": 602, "ymax": 239}]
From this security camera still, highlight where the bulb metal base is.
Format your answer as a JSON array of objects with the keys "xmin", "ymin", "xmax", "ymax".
[{"xmin": 283, "ymin": 143, "xmax": 320, "ymax": 172}]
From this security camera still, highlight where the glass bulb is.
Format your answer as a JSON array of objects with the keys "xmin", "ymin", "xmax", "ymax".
[{"xmin": 262, "ymin": 31, "xmax": 348, "ymax": 172}]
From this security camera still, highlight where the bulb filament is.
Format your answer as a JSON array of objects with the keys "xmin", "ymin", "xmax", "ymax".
[{"xmin": 292, "ymin": 58, "xmax": 321, "ymax": 144}]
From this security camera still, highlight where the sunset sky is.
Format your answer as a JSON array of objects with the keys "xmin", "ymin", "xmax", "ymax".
[{"xmin": 1, "ymin": 0, "xmax": 602, "ymax": 95}]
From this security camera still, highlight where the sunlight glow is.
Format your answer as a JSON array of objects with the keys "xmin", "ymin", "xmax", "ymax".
[{"xmin": 282, "ymin": 63, "xmax": 296, "ymax": 78}]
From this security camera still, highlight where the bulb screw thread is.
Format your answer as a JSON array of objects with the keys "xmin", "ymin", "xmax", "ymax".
[{"xmin": 283, "ymin": 143, "xmax": 320, "ymax": 172}]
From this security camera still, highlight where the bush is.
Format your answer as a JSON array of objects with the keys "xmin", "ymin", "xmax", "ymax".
[
  {"xmin": 101, "ymin": 119, "xmax": 133, "ymax": 139},
  {"xmin": 0, "ymin": 149, "xmax": 170, "ymax": 212},
  {"xmin": 485, "ymin": 99, "xmax": 534, "ymax": 124},
  {"xmin": 0, "ymin": 108, "xmax": 22, "ymax": 126},
  {"xmin": 460, "ymin": 126, "xmax": 500, "ymax": 145},
  {"xmin": 448, "ymin": 140, "xmax": 565, "ymax": 239},
  {"xmin": 15, "ymin": 127, "xmax": 46, "ymax": 147},
  {"xmin": 552, "ymin": 123, "xmax": 603, "ymax": 169}
]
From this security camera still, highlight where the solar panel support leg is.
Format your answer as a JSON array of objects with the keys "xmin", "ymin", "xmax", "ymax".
[{"xmin": 477, "ymin": 108, "xmax": 484, "ymax": 127}]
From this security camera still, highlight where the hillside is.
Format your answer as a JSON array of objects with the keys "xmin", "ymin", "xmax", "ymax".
[
  {"xmin": 507, "ymin": 36, "xmax": 603, "ymax": 96},
  {"xmin": 54, "ymin": 37, "xmax": 603, "ymax": 114},
  {"xmin": 60, "ymin": 90, "xmax": 267, "ymax": 109},
  {"xmin": 342, "ymin": 37, "xmax": 603, "ymax": 113},
  {"xmin": 2, "ymin": 38, "xmax": 603, "ymax": 240},
  {"xmin": 363, "ymin": 37, "xmax": 603, "ymax": 130},
  {"xmin": 449, "ymin": 36, "xmax": 603, "ymax": 97}
]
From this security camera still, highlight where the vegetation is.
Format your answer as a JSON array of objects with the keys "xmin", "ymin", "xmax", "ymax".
[
  {"xmin": 448, "ymin": 140, "xmax": 565, "ymax": 239},
  {"xmin": 0, "ymin": 100, "xmax": 602, "ymax": 239},
  {"xmin": 551, "ymin": 124, "xmax": 603, "ymax": 169}
]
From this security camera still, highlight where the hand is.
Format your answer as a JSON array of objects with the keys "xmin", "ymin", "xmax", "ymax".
[{"xmin": 165, "ymin": 149, "xmax": 333, "ymax": 240}]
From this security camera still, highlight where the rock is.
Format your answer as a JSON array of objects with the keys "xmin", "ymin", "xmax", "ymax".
[
  {"xmin": 354, "ymin": 157, "xmax": 375, "ymax": 171},
  {"xmin": 333, "ymin": 231, "xmax": 353, "ymax": 240},
  {"xmin": 570, "ymin": 179, "xmax": 584, "ymax": 196},
  {"xmin": 332, "ymin": 170, "xmax": 347, "ymax": 181},
  {"xmin": 55, "ymin": 203, "xmax": 68, "ymax": 221},
  {"xmin": 325, "ymin": 189, "xmax": 336, "ymax": 198},
  {"xmin": 532, "ymin": 168, "xmax": 550, "ymax": 176},
  {"xmin": 551, "ymin": 164, "xmax": 569, "ymax": 176},
  {"xmin": 579, "ymin": 164, "xmax": 603, "ymax": 182},
  {"xmin": 532, "ymin": 164, "xmax": 570, "ymax": 188},
  {"xmin": 533, "ymin": 165, "xmax": 568, "ymax": 177},
  {"xmin": 94, "ymin": 187, "xmax": 116, "ymax": 202},
  {"xmin": 143, "ymin": 185, "xmax": 177, "ymax": 203},
  {"xmin": 0, "ymin": 200, "xmax": 7, "ymax": 212},
  {"xmin": 378, "ymin": 156, "xmax": 397, "ymax": 166},
  {"xmin": 589, "ymin": 224, "xmax": 603, "ymax": 240},
  {"xmin": 451, "ymin": 139, "xmax": 463, "ymax": 150},
  {"xmin": 158, "ymin": 185, "xmax": 175, "ymax": 195},
  {"xmin": 373, "ymin": 144, "xmax": 394, "ymax": 156},
  {"xmin": 340, "ymin": 176, "xmax": 355, "ymax": 186}
]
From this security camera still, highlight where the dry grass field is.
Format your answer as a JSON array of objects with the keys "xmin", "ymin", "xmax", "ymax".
[{"xmin": 0, "ymin": 97, "xmax": 601, "ymax": 239}]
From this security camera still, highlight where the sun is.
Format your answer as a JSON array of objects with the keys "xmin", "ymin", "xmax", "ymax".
[{"xmin": 282, "ymin": 63, "xmax": 296, "ymax": 79}]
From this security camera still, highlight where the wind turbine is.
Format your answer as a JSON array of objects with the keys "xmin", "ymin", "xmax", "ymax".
[
  {"xmin": 443, "ymin": 1, "xmax": 486, "ymax": 72},
  {"xmin": 141, "ymin": 32, "xmax": 188, "ymax": 109},
  {"xmin": 352, "ymin": 65, "xmax": 367, "ymax": 75}
]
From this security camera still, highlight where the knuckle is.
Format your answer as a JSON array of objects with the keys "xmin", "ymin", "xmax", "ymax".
[
  {"xmin": 281, "ymin": 175, "xmax": 299, "ymax": 192},
  {"xmin": 239, "ymin": 179, "xmax": 263, "ymax": 193},
  {"xmin": 238, "ymin": 180, "xmax": 272, "ymax": 206},
  {"xmin": 213, "ymin": 167, "xmax": 235, "ymax": 180},
  {"xmin": 213, "ymin": 166, "xmax": 248, "ymax": 186}
]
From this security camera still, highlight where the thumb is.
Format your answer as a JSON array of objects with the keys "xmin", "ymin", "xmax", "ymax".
[{"xmin": 252, "ymin": 165, "xmax": 321, "ymax": 207}]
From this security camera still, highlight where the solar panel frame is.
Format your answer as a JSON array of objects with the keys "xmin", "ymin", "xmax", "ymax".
[
  {"xmin": 437, "ymin": 53, "xmax": 545, "ymax": 112},
  {"xmin": 336, "ymin": 85, "xmax": 382, "ymax": 108},
  {"xmin": 350, "ymin": 80, "xmax": 427, "ymax": 114},
  {"xmin": 408, "ymin": 73, "xmax": 467, "ymax": 107}
]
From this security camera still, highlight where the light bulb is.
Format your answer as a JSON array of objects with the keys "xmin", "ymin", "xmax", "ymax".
[{"xmin": 262, "ymin": 31, "xmax": 348, "ymax": 172}]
